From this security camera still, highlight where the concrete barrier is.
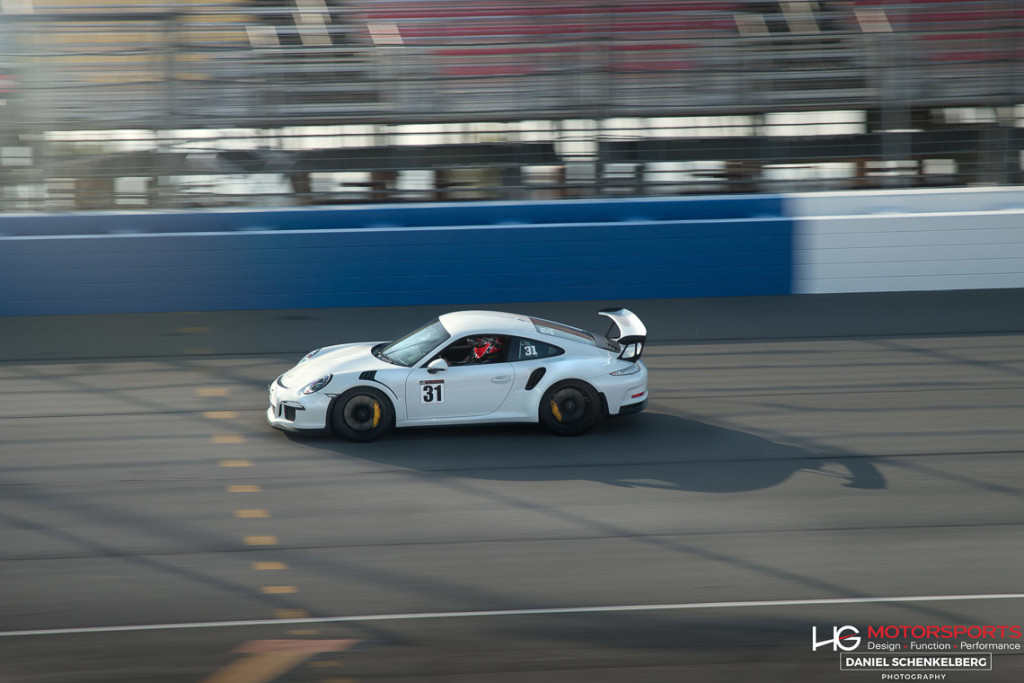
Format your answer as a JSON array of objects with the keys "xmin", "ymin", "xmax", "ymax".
[
  {"xmin": 3, "ymin": 187, "xmax": 1022, "ymax": 315},
  {"xmin": 790, "ymin": 187, "xmax": 1024, "ymax": 294},
  {"xmin": 0, "ymin": 195, "xmax": 792, "ymax": 315}
]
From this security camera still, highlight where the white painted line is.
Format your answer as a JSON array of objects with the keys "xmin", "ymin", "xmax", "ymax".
[
  {"xmin": 2, "ymin": 593, "xmax": 1023, "ymax": 638},
  {"xmin": 0, "ymin": 215, "xmax": 787, "ymax": 242},
  {"xmin": 794, "ymin": 209, "xmax": 1024, "ymax": 222}
]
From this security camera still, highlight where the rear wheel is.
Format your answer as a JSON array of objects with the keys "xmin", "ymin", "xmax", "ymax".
[
  {"xmin": 331, "ymin": 387, "xmax": 394, "ymax": 442},
  {"xmin": 539, "ymin": 381, "xmax": 600, "ymax": 436}
]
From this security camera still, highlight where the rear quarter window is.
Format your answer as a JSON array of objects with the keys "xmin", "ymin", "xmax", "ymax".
[{"xmin": 510, "ymin": 337, "xmax": 564, "ymax": 362}]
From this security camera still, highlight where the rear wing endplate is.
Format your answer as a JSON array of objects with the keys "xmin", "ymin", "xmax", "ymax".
[{"xmin": 598, "ymin": 308, "xmax": 647, "ymax": 362}]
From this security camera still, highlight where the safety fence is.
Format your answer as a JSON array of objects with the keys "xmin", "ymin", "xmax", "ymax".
[{"xmin": 1, "ymin": 1, "xmax": 1022, "ymax": 211}]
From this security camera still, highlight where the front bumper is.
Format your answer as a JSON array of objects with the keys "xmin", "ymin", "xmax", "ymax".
[{"xmin": 267, "ymin": 380, "xmax": 331, "ymax": 432}]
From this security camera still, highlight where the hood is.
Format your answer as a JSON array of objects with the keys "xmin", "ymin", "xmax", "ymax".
[{"xmin": 278, "ymin": 342, "xmax": 387, "ymax": 389}]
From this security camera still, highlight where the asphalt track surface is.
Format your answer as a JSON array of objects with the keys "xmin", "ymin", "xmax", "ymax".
[{"xmin": 1, "ymin": 292, "xmax": 1023, "ymax": 682}]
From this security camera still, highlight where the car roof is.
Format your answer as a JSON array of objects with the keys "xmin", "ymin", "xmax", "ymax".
[{"xmin": 437, "ymin": 310, "xmax": 538, "ymax": 338}]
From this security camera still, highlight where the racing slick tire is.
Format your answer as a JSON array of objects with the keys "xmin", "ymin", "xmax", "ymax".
[
  {"xmin": 539, "ymin": 380, "xmax": 600, "ymax": 436},
  {"xmin": 331, "ymin": 387, "xmax": 394, "ymax": 442}
]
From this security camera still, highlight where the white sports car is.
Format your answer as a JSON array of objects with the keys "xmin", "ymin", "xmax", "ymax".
[{"xmin": 267, "ymin": 308, "xmax": 648, "ymax": 441}]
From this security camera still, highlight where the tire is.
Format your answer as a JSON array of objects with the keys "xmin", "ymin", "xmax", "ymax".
[
  {"xmin": 331, "ymin": 387, "xmax": 394, "ymax": 442},
  {"xmin": 539, "ymin": 381, "xmax": 600, "ymax": 436}
]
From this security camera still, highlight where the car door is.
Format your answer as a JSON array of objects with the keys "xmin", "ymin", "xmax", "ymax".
[{"xmin": 405, "ymin": 335, "xmax": 515, "ymax": 420}]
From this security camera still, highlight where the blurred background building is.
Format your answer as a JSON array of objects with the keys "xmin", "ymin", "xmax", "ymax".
[{"xmin": 0, "ymin": 0, "xmax": 1021, "ymax": 211}]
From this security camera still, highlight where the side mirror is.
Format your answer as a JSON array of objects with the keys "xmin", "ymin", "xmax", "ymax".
[{"xmin": 426, "ymin": 358, "xmax": 448, "ymax": 374}]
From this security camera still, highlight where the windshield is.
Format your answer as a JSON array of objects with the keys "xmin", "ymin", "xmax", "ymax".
[{"xmin": 378, "ymin": 319, "xmax": 451, "ymax": 367}]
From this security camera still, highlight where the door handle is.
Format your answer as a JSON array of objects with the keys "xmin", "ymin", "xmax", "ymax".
[{"xmin": 491, "ymin": 375, "xmax": 512, "ymax": 384}]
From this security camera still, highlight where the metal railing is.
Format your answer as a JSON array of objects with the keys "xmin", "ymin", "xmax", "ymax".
[{"xmin": 0, "ymin": 0, "xmax": 1021, "ymax": 210}]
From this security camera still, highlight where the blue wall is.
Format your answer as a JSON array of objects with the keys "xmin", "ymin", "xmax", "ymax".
[{"xmin": 0, "ymin": 196, "xmax": 793, "ymax": 315}]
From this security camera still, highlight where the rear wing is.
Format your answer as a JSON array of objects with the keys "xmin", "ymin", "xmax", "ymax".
[{"xmin": 598, "ymin": 308, "xmax": 647, "ymax": 362}]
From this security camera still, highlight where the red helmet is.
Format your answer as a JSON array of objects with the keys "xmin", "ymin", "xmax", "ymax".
[{"xmin": 468, "ymin": 336, "xmax": 502, "ymax": 360}]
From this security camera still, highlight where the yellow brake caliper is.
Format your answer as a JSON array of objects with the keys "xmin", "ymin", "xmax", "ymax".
[
  {"xmin": 372, "ymin": 400, "xmax": 381, "ymax": 428},
  {"xmin": 550, "ymin": 400, "xmax": 563, "ymax": 422}
]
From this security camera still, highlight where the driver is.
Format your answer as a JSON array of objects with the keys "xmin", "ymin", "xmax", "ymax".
[{"xmin": 461, "ymin": 336, "xmax": 502, "ymax": 364}]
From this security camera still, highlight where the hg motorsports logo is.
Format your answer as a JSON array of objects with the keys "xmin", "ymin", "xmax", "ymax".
[
  {"xmin": 811, "ymin": 625, "xmax": 1021, "ymax": 679},
  {"xmin": 814, "ymin": 625, "xmax": 862, "ymax": 652}
]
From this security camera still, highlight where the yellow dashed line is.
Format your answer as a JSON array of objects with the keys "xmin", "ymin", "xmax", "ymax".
[
  {"xmin": 275, "ymin": 609, "xmax": 309, "ymax": 619},
  {"xmin": 178, "ymin": 326, "xmax": 209, "ymax": 334},
  {"xmin": 244, "ymin": 536, "xmax": 279, "ymax": 546},
  {"xmin": 200, "ymin": 651, "xmax": 311, "ymax": 683},
  {"xmin": 220, "ymin": 459, "xmax": 253, "ymax": 468},
  {"xmin": 308, "ymin": 660, "xmax": 342, "ymax": 668},
  {"xmin": 287, "ymin": 630, "xmax": 320, "ymax": 636},
  {"xmin": 253, "ymin": 562, "xmax": 288, "ymax": 571},
  {"xmin": 198, "ymin": 387, "xmax": 231, "ymax": 397},
  {"xmin": 210, "ymin": 420, "xmax": 298, "ymax": 635},
  {"xmin": 186, "ymin": 347, "xmax": 215, "ymax": 355}
]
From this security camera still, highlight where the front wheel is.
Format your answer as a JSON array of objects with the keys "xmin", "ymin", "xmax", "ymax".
[
  {"xmin": 539, "ymin": 381, "xmax": 600, "ymax": 436},
  {"xmin": 331, "ymin": 387, "xmax": 394, "ymax": 442}
]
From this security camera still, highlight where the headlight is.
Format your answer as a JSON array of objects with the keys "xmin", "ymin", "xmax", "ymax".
[
  {"xmin": 610, "ymin": 364, "xmax": 641, "ymax": 376},
  {"xmin": 301, "ymin": 374, "xmax": 332, "ymax": 395},
  {"xmin": 298, "ymin": 348, "xmax": 321, "ymax": 364}
]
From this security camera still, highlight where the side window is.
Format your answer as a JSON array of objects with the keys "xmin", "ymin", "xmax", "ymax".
[
  {"xmin": 510, "ymin": 337, "xmax": 564, "ymax": 362},
  {"xmin": 436, "ymin": 335, "xmax": 509, "ymax": 365}
]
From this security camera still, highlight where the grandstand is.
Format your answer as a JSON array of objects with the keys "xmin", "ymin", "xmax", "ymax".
[{"xmin": 0, "ymin": 1, "xmax": 1020, "ymax": 209}]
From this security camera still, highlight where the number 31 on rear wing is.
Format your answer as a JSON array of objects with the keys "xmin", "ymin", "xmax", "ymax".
[{"xmin": 598, "ymin": 308, "xmax": 647, "ymax": 362}]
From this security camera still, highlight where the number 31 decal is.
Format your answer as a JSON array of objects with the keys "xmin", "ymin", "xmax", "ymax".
[{"xmin": 420, "ymin": 380, "xmax": 445, "ymax": 404}]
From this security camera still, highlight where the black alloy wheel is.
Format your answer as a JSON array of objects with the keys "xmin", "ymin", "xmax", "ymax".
[
  {"xmin": 332, "ymin": 387, "xmax": 394, "ymax": 442},
  {"xmin": 539, "ymin": 381, "xmax": 600, "ymax": 436}
]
